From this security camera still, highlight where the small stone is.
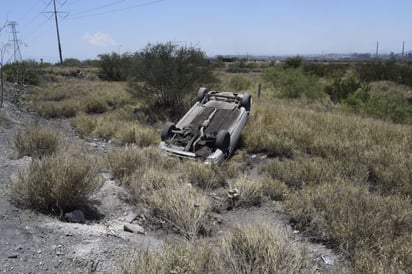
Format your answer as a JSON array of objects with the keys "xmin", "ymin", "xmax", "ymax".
[
  {"xmin": 321, "ymin": 255, "xmax": 335, "ymax": 266},
  {"xmin": 64, "ymin": 210, "xmax": 85, "ymax": 224},
  {"xmin": 37, "ymin": 250, "xmax": 42, "ymax": 254},
  {"xmin": 123, "ymin": 223, "xmax": 145, "ymax": 234},
  {"xmin": 124, "ymin": 212, "xmax": 137, "ymax": 223}
]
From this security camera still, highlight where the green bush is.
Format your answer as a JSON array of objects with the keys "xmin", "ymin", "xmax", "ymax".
[
  {"xmin": 324, "ymin": 75, "xmax": 362, "ymax": 103},
  {"xmin": 303, "ymin": 62, "xmax": 349, "ymax": 78},
  {"xmin": 346, "ymin": 90, "xmax": 411, "ymax": 123},
  {"xmin": 228, "ymin": 75, "xmax": 251, "ymax": 91},
  {"xmin": 263, "ymin": 67, "xmax": 325, "ymax": 99},
  {"xmin": 364, "ymin": 91, "xmax": 411, "ymax": 123},
  {"xmin": 129, "ymin": 42, "xmax": 218, "ymax": 119},
  {"xmin": 356, "ymin": 60, "xmax": 412, "ymax": 87},
  {"xmin": 284, "ymin": 55, "xmax": 303, "ymax": 69},
  {"xmin": 3, "ymin": 61, "xmax": 40, "ymax": 85},
  {"xmin": 98, "ymin": 52, "xmax": 131, "ymax": 81}
]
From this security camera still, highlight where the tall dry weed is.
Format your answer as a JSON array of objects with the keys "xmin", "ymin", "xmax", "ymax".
[
  {"xmin": 14, "ymin": 125, "xmax": 62, "ymax": 158},
  {"xmin": 10, "ymin": 152, "xmax": 99, "ymax": 214}
]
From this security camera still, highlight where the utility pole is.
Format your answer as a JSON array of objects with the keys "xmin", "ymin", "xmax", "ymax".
[
  {"xmin": 7, "ymin": 21, "xmax": 22, "ymax": 63},
  {"xmin": 53, "ymin": 0, "xmax": 63, "ymax": 64},
  {"xmin": 402, "ymin": 41, "xmax": 405, "ymax": 57},
  {"xmin": 375, "ymin": 41, "xmax": 379, "ymax": 58},
  {"xmin": 43, "ymin": 0, "xmax": 66, "ymax": 64}
]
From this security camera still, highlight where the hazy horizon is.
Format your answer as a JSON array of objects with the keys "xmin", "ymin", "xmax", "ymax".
[{"xmin": 1, "ymin": 0, "xmax": 411, "ymax": 63}]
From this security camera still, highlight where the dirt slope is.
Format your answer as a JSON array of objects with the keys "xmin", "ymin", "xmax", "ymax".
[{"xmin": 0, "ymin": 99, "xmax": 346, "ymax": 273}]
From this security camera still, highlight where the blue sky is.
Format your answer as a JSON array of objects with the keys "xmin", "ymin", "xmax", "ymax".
[{"xmin": 1, "ymin": 0, "xmax": 411, "ymax": 62}]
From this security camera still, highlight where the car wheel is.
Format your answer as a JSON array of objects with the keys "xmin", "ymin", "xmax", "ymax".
[
  {"xmin": 216, "ymin": 130, "xmax": 230, "ymax": 154},
  {"xmin": 241, "ymin": 93, "xmax": 251, "ymax": 111},
  {"xmin": 197, "ymin": 87, "xmax": 209, "ymax": 102},
  {"xmin": 161, "ymin": 122, "xmax": 176, "ymax": 141}
]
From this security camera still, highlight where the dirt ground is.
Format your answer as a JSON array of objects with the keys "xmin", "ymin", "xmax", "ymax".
[{"xmin": 0, "ymin": 98, "xmax": 346, "ymax": 273}]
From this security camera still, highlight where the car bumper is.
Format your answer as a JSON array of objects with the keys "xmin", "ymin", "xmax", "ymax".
[{"xmin": 159, "ymin": 142, "xmax": 225, "ymax": 164}]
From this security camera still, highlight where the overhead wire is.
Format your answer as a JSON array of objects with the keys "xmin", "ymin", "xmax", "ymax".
[
  {"xmin": 68, "ymin": 0, "xmax": 127, "ymax": 16},
  {"xmin": 67, "ymin": 0, "xmax": 167, "ymax": 20}
]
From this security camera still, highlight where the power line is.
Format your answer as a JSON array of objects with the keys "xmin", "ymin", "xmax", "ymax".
[
  {"xmin": 69, "ymin": 0, "xmax": 127, "ymax": 16},
  {"xmin": 42, "ymin": 0, "xmax": 68, "ymax": 64},
  {"xmin": 68, "ymin": 0, "xmax": 167, "ymax": 20}
]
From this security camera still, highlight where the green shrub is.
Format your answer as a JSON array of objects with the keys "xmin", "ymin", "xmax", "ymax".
[
  {"xmin": 228, "ymin": 75, "xmax": 251, "ymax": 91},
  {"xmin": 3, "ymin": 61, "xmax": 40, "ymax": 85},
  {"xmin": 10, "ymin": 152, "xmax": 99, "ymax": 214},
  {"xmin": 364, "ymin": 91, "xmax": 411, "ymax": 123},
  {"xmin": 284, "ymin": 55, "xmax": 303, "ymax": 69},
  {"xmin": 98, "ymin": 52, "xmax": 131, "ymax": 81},
  {"xmin": 324, "ymin": 75, "xmax": 362, "ymax": 102},
  {"xmin": 129, "ymin": 42, "xmax": 218, "ymax": 119},
  {"xmin": 303, "ymin": 62, "xmax": 349, "ymax": 78},
  {"xmin": 263, "ymin": 67, "xmax": 325, "ymax": 99},
  {"xmin": 356, "ymin": 60, "xmax": 412, "ymax": 87}
]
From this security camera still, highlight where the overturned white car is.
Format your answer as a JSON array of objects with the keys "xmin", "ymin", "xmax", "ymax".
[{"xmin": 159, "ymin": 87, "xmax": 251, "ymax": 164}]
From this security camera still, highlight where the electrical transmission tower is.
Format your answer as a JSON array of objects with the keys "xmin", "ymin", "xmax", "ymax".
[
  {"xmin": 8, "ymin": 21, "xmax": 22, "ymax": 63},
  {"xmin": 43, "ymin": 0, "xmax": 67, "ymax": 64}
]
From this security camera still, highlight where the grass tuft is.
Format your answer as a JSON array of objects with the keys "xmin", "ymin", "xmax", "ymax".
[
  {"xmin": 221, "ymin": 223, "xmax": 315, "ymax": 273},
  {"xmin": 230, "ymin": 177, "xmax": 263, "ymax": 207},
  {"xmin": 286, "ymin": 180, "xmax": 412, "ymax": 272},
  {"xmin": 119, "ymin": 223, "xmax": 315, "ymax": 273},
  {"xmin": 182, "ymin": 161, "xmax": 227, "ymax": 190},
  {"xmin": 14, "ymin": 125, "xmax": 62, "ymax": 158},
  {"xmin": 10, "ymin": 152, "xmax": 99, "ymax": 214}
]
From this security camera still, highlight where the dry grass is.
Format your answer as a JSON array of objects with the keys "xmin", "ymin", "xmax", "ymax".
[
  {"xmin": 245, "ymin": 103, "xmax": 412, "ymax": 197},
  {"xmin": 72, "ymin": 107, "xmax": 158, "ymax": 145},
  {"xmin": 116, "ymin": 123, "xmax": 158, "ymax": 146},
  {"xmin": 285, "ymin": 180, "xmax": 412, "ymax": 273},
  {"xmin": 261, "ymin": 176, "xmax": 289, "ymax": 201},
  {"xmin": 10, "ymin": 151, "xmax": 99, "ymax": 214},
  {"xmin": 119, "ymin": 223, "xmax": 315, "ymax": 273},
  {"xmin": 118, "ymin": 239, "xmax": 222, "ymax": 274},
  {"xmin": 14, "ymin": 125, "xmax": 62, "ymax": 158},
  {"xmin": 229, "ymin": 177, "xmax": 263, "ymax": 207},
  {"xmin": 30, "ymin": 79, "xmax": 135, "ymax": 118},
  {"xmin": 221, "ymin": 223, "xmax": 315, "ymax": 273},
  {"xmin": 146, "ymin": 184, "xmax": 211, "ymax": 237},
  {"xmin": 242, "ymin": 99, "xmax": 412, "ymax": 271},
  {"xmin": 126, "ymin": 167, "xmax": 211, "ymax": 238},
  {"xmin": 104, "ymin": 146, "xmax": 177, "ymax": 179},
  {"xmin": 181, "ymin": 161, "xmax": 227, "ymax": 190},
  {"xmin": 264, "ymin": 157, "xmax": 368, "ymax": 189}
]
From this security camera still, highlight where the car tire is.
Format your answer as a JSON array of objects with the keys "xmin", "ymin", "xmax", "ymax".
[
  {"xmin": 216, "ymin": 130, "xmax": 230, "ymax": 154},
  {"xmin": 241, "ymin": 93, "xmax": 251, "ymax": 111},
  {"xmin": 161, "ymin": 122, "xmax": 176, "ymax": 141},
  {"xmin": 197, "ymin": 87, "xmax": 209, "ymax": 102}
]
